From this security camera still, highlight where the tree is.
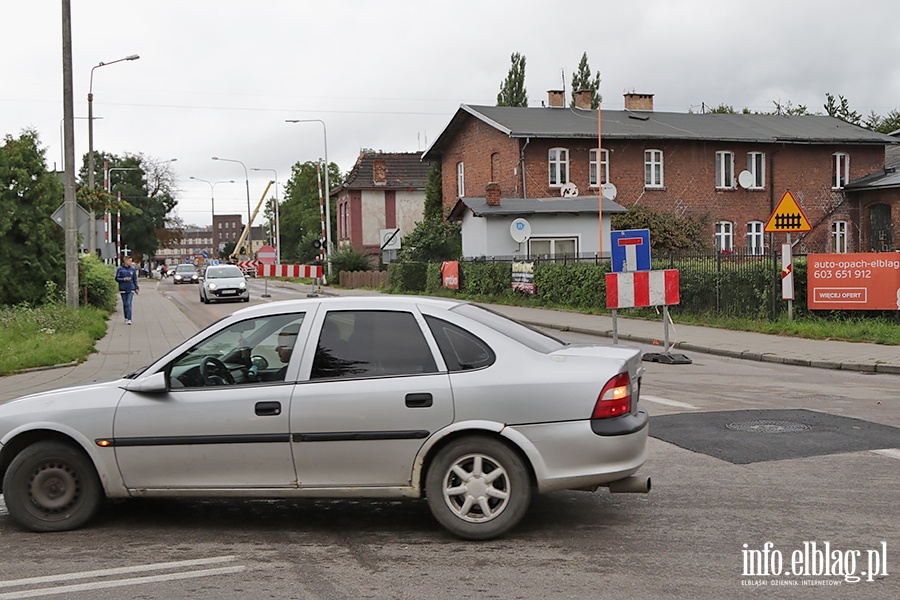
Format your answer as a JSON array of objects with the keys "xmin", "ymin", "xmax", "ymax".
[
  {"xmin": 397, "ymin": 166, "xmax": 461, "ymax": 262},
  {"xmin": 0, "ymin": 130, "xmax": 66, "ymax": 305},
  {"xmin": 280, "ymin": 160, "xmax": 343, "ymax": 262},
  {"xmin": 81, "ymin": 153, "xmax": 177, "ymax": 262},
  {"xmin": 612, "ymin": 204, "xmax": 711, "ymax": 253},
  {"xmin": 865, "ymin": 109, "xmax": 900, "ymax": 134},
  {"xmin": 570, "ymin": 52, "xmax": 601, "ymax": 108},
  {"xmin": 497, "ymin": 52, "xmax": 528, "ymax": 107},
  {"xmin": 423, "ymin": 165, "xmax": 442, "ymax": 220},
  {"xmin": 824, "ymin": 93, "xmax": 862, "ymax": 125},
  {"xmin": 770, "ymin": 100, "xmax": 810, "ymax": 116}
]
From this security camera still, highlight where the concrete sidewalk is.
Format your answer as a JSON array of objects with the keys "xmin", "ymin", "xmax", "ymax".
[{"xmin": 2, "ymin": 280, "xmax": 897, "ymax": 403}]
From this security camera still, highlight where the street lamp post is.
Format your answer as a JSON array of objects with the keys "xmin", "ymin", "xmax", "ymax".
[
  {"xmin": 250, "ymin": 168, "xmax": 281, "ymax": 265},
  {"xmin": 191, "ymin": 177, "xmax": 235, "ymax": 256},
  {"xmin": 87, "ymin": 53, "xmax": 139, "ymax": 254},
  {"xmin": 212, "ymin": 157, "xmax": 252, "ymax": 258},
  {"xmin": 285, "ymin": 119, "xmax": 332, "ymax": 277}
]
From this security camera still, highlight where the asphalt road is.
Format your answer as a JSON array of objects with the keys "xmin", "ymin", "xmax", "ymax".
[{"xmin": 0, "ymin": 294, "xmax": 897, "ymax": 599}]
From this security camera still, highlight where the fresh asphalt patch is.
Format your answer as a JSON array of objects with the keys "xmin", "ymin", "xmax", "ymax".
[{"xmin": 649, "ymin": 409, "xmax": 900, "ymax": 464}]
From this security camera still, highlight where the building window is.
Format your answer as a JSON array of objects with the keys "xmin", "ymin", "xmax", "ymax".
[
  {"xmin": 548, "ymin": 148, "xmax": 569, "ymax": 187},
  {"xmin": 747, "ymin": 221, "xmax": 764, "ymax": 255},
  {"xmin": 715, "ymin": 221, "xmax": 734, "ymax": 252},
  {"xmin": 716, "ymin": 151, "xmax": 735, "ymax": 189},
  {"xmin": 833, "ymin": 153, "xmax": 850, "ymax": 188},
  {"xmin": 747, "ymin": 152, "xmax": 765, "ymax": 189},
  {"xmin": 644, "ymin": 149, "xmax": 664, "ymax": 188},
  {"xmin": 456, "ymin": 162, "xmax": 465, "ymax": 197},
  {"xmin": 589, "ymin": 149, "xmax": 609, "ymax": 187},
  {"xmin": 832, "ymin": 220, "xmax": 848, "ymax": 253},
  {"xmin": 528, "ymin": 237, "xmax": 578, "ymax": 258}
]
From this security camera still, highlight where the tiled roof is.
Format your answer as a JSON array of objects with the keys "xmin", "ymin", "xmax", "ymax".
[
  {"xmin": 423, "ymin": 105, "xmax": 897, "ymax": 159},
  {"xmin": 339, "ymin": 152, "xmax": 431, "ymax": 190}
]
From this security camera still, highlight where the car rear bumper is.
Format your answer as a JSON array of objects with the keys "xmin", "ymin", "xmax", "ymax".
[{"xmin": 507, "ymin": 417, "xmax": 649, "ymax": 493}]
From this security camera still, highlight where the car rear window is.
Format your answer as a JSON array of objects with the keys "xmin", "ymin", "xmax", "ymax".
[{"xmin": 450, "ymin": 303, "xmax": 566, "ymax": 354}]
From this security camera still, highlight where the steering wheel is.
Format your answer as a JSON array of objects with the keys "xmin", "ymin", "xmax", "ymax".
[{"xmin": 200, "ymin": 356, "xmax": 235, "ymax": 386}]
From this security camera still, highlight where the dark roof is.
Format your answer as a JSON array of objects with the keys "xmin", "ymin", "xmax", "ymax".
[
  {"xmin": 844, "ymin": 167, "xmax": 900, "ymax": 192},
  {"xmin": 338, "ymin": 152, "xmax": 431, "ymax": 191},
  {"xmin": 423, "ymin": 105, "xmax": 897, "ymax": 159},
  {"xmin": 448, "ymin": 196, "xmax": 627, "ymax": 221}
]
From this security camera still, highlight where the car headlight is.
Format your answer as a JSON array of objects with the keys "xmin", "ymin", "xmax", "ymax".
[
  {"xmin": 207, "ymin": 283, "xmax": 217, "ymax": 290},
  {"xmin": 239, "ymin": 281, "xmax": 246, "ymax": 288},
  {"xmin": 175, "ymin": 275, "xmax": 182, "ymax": 280}
]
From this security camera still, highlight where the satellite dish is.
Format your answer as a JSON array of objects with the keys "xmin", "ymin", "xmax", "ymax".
[
  {"xmin": 560, "ymin": 182, "xmax": 579, "ymax": 197},
  {"xmin": 601, "ymin": 182, "xmax": 618, "ymax": 201},
  {"xmin": 510, "ymin": 218, "xmax": 531, "ymax": 243},
  {"xmin": 738, "ymin": 170, "xmax": 754, "ymax": 189}
]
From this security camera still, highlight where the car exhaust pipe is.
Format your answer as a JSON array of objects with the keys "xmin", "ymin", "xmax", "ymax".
[{"xmin": 606, "ymin": 475, "xmax": 651, "ymax": 494}]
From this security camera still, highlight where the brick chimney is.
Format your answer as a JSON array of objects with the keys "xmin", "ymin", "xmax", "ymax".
[
  {"xmin": 372, "ymin": 159, "xmax": 387, "ymax": 185},
  {"xmin": 574, "ymin": 89, "xmax": 593, "ymax": 109},
  {"xmin": 486, "ymin": 182, "xmax": 501, "ymax": 206},
  {"xmin": 624, "ymin": 93, "xmax": 654, "ymax": 111},
  {"xmin": 547, "ymin": 90, "xmax": 565, "ymax": 108}
]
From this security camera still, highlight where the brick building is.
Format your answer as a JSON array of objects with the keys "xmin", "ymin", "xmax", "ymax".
[
  {"xmin": 333, "ymin": 152, "xmax": 431, "ymax": 259},
  {"xmin": 423, "ymin": 91, "xmax": 898, "ymax": 256}
]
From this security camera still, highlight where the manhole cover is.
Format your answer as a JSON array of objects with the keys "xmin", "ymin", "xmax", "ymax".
[{"xmin": 725, "ymin": 420, "xmax": 811, "ymax": 434}]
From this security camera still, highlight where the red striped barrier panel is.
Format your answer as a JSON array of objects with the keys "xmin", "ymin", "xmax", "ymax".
[
  {"xmin": 258, "ymin": 264, "xmax": 323, "ymax": 279},
  {"xmin": 606, "ymin": 269, "xmax": 680, "ymax": 309}
]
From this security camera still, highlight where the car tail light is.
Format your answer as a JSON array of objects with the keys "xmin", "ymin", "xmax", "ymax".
[{"xmin": 592, "ymin": 372, "xmax": 632, "ymax": 419}]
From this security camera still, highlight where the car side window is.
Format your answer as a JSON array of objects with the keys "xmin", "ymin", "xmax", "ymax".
[
  {"xmin": 424, "ymin": 315, "xmax": 495, "ymax": 372},
  {"xmin": 310, "ymin": 310, "xmax": 437, "ymax": 380},
  {"xmin": 169, "ymin": 313, "xmax": 305, "ymax": 388}
]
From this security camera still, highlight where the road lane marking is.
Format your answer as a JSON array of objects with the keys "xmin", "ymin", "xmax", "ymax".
[
  {"xmin": 640, "ymin": 395, "xmax": 698, "ymax": 409},
  {"xmin": 0, "ymin": 556, "xmax": 238, "ymax": 589},
  {"xmin": 0, "ymin": 566, "xmax": 245, "ymax": 600},
  {"xmin": 871, "ymin": 448, "xmax": 900, "ymax": 460}
]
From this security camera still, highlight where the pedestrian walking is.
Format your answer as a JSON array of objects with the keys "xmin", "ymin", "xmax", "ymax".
[{"xmin": 115, "ymin": 256, "xmax": 140, "ymax": 325}]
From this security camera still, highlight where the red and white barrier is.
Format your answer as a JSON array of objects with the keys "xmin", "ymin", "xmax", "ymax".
[
  {"xmin": 606, "ymin": 269, "xmax": 680, "ymax": 309},
  {"xmin": 258, "ymin": 264, "xmax": 323, "ymax": 279}
]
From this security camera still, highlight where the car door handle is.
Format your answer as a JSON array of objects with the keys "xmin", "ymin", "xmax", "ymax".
[
  {"xmin": 405, "ymin": 393, "xmax": 433, "ymax": 408},
  {"xmin": 255, "ymin": 401, "xmax": 282, "ymax": 416}
]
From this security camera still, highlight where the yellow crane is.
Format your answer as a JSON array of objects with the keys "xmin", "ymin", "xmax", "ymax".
[{"xmin": 229, "ymin": 180, "xmax": 274, "ymax": 261}]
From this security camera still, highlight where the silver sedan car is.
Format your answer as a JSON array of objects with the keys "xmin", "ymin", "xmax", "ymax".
[
  {"xmin": 200, "ymin": 264, "xmax": 250, "ymax": 303},
  {"xmin": 0, "ymin": 296, "xmax": 650, "ymax": 539}
]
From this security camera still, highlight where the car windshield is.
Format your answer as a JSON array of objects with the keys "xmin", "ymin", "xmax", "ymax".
[
  {"xmin": 175, "ymin": 265, "xmax": 197, "ymax": 273},
  {"xmin": 450, "ymin": 303, "xmax": 566, "ymax": 353},
  {"xmin": 206, "ymin": 266, "xmax": 243, "ymax": 279}
]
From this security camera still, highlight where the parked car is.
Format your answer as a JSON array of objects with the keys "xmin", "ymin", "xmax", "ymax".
[
  {"xmin": 172, "ymin": 264, "xmax": 199, "ymax": 284},
  {"xmin": 0, "ymin": 296, "xmax": 649, "ymax": 539},
  {"xmin": 200, "ymin": 265, "xmax": 250, "ymax": 303}
]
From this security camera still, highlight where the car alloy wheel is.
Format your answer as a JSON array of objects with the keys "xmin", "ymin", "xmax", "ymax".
[
  {"xmin": 2, "ymin": 441, "xmax": 102, "ymax": 532},
  {"xmin": 425, "ymin": 436, "xmax": 531, "ymax": 540}
]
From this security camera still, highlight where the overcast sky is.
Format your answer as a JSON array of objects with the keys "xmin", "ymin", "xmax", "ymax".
[{"xmin": 3, "ymin": 0, "xmax": 899, "ymax": 226}]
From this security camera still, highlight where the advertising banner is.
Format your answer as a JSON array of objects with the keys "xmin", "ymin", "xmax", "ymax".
[
  {"xmin": 808, "ymin": 253, "xmax": 900, "ymax": 310},
  {"xmin": 512, "ymin": 261, "xmax": 535, "ymax": 294},
  {"xmin": 441, "ymin": 261, "xmax": 459, "ymax": 289}
]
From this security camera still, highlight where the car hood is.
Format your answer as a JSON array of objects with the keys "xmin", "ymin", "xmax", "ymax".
[
  {"xmin": 0, "ymin": 378, "xmax": 126, "ymax": 418},
  {"xmin": 205, "ymin": 276, "xmax": 245, "ymax": 286}
]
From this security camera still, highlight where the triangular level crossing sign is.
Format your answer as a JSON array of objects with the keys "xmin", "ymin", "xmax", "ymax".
[{"xmin": 765, "ymin": 190, "xmax": 812, "ymax": 232}]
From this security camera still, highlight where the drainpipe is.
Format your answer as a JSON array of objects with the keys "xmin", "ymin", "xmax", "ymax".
[{"xmin": 520, "ymin": 137, "xmax": 530, "ymax": 199}]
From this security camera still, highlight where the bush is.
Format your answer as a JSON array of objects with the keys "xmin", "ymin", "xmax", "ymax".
[
  {"xmin": 330, "ymin": 246, "xmax": 372, "ymax": 273},
  {"xmin": 388, "ymin": 262, "xmax": 428, "ymax": 292},
  {"xmin": 79, "ymin": 254, "xmax": 118, "ymax": 312}
]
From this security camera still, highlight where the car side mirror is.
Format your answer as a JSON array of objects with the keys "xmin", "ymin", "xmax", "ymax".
[{"xmin": 122, "ymin": 371, "xmax": 168, "ymax": 394}]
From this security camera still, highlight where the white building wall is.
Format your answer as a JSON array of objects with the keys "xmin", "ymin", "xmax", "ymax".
[
  {"xmin": 461, "ymin": 213, "xmax": 614, "ymax": 258},
  {"xmin": 361, "ymin": 190, "xmax": 386, "ymax": 246},
  {"xmin": 395, "ymin": 191, "xmax": 425, "ymax": 238}
]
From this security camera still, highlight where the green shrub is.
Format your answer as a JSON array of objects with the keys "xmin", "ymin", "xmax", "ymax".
[
  {"xmin": 330, "ymin": 246, "xmax": 372, "ymax": 273},
  {"xmin": 459, "ymin": 261, "xmax": 511, "ymax": 296},
  {"xmin": 79, "ymin": 254, "xmax": 118, "ymax": 312},
  {"xmin": 388, "ymin": 262, "xmax": 428, "ymax": 292}
]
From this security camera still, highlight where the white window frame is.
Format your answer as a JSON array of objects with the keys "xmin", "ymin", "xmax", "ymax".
[
  {"xmin": 589, "ymin": 148, "xmax": 609, "ymax": 187},
  {"xmin": 456, "ymin": 162, "xmax": 465, "ymax": 197},
  {"xmin": 644, "ymin": 149, "xmax": 664, "ymax": 188},
  {"xmin": 715, "ymin": 221, "xmax": 734, "ymax": 252},
  {"xmin": 528, "ymin": 236, "xmax": 579, "ymax": 257},
  {"xmin": 746, "ymin": 221, "xmax": 764, "ymax": 255},
  {"xmin": 831, "ymin": 220, "xmax": 848, "ymax": 253},
  {"xmin": 747, "ymin": 152, "xmax": 765, "ymax": 189},
  {"xmin": 716, "ymin": 151, "xmax": 735, "ymax": 189},
  {"xmin": 548, "ymin": 148, "xmax": 569, "ymax": 187},
  {"xmin": 833, "ymin": 153, "xmax": 850, "ymax": 189}
]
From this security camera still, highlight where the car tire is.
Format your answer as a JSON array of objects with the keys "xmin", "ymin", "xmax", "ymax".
[
  {"xmin": 2, "ymin": 441, "xmax": 103, "ymax": 532},
  {"xmin": 200, "ymin": 293, "xmax": 207, "ymax": 304},
  {"xmin": 425, "ymin": 436, "xmax": 532, "ymax": 540}
]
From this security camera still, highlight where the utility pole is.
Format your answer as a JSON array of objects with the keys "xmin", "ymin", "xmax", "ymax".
[{"xmin": 61, "ymin": 0, "xmax": 79, "ymax": 308}]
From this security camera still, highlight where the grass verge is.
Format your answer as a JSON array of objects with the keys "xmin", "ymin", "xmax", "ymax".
[{"xmin": 0, "ymin": 304, "xmax": 110, "ymax": 376}]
